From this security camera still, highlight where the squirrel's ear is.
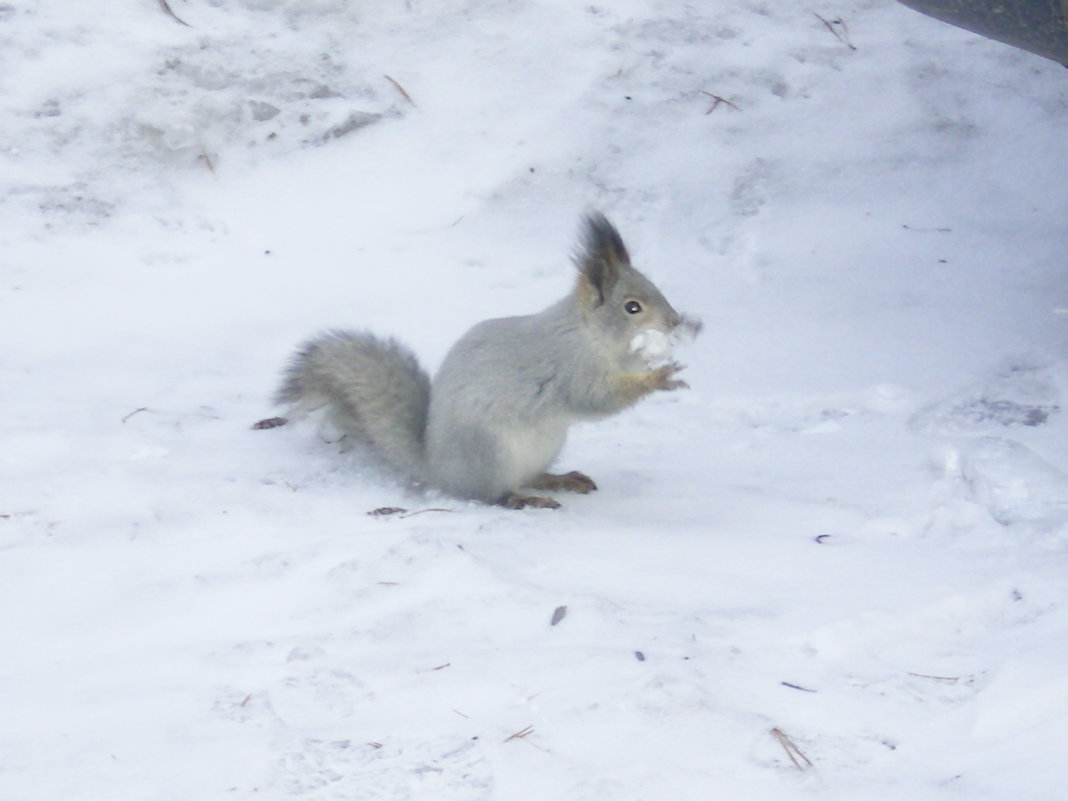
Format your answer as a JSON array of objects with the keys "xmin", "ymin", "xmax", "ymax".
[{"xmin": 575, "ymin": 213, "xmax": 630, "ymax": 306}]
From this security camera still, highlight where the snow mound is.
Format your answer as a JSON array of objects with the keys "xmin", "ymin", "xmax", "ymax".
[{"xmin": 959, "ymin": 437, "xmax": 1068, "ymax": 531}]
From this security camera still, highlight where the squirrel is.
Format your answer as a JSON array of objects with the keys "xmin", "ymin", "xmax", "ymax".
[{"xmin": 271, "ymin": 213, "xmax": 700, "ymax": 509}]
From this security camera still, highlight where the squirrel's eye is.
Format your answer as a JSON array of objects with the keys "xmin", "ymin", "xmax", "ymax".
[{"xmin": 624, "ymin": 300, "xmax": 643, "ymax": 314}]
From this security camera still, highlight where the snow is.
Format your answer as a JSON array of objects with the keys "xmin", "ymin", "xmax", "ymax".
[{"xmin": 2, "ymin": 0, "xmax": 1068, "ymax": 798}]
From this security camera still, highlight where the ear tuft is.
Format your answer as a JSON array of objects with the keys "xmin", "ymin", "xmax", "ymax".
[{"xmin": 575, "ymin": 212, "xmax": 630, "ymax": 306}]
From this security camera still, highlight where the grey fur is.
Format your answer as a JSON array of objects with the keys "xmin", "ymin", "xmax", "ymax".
[
  {"xmin": 274, "ymin": 214, "xmax": 699, "ymax": 506},
  {"xmin": 275, "ymin": 330, "xmax": 431, "ymax": 479}
]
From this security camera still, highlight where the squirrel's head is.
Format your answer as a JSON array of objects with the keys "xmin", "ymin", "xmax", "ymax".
[{"xmin": 574, "ymin": 213, "xmax": 701, "ymax": 367}]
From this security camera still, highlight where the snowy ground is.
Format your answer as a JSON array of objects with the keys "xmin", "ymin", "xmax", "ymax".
[{"xmin": 3, "ymin": 1, "xmax": 1068, "ymax": 799}]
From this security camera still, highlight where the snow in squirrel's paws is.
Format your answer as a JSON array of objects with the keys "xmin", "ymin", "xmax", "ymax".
[{"xmin": 630, "ymin": 328, "xmax": 675, "ymax": 365}]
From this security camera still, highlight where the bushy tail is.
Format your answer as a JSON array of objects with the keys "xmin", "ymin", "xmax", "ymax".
[{"xmin": 275, "ymin": 330, "xmax": 431, "ymax": 481}]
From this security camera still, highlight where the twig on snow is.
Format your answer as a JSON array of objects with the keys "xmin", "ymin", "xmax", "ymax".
[
  {"xmin": 504, "ymin": 725, "xmax": 535, "ymax": 743},
  {"xmin": 158, "ymin": 0, "xmax": 192, "ymax": 28},
  {"xmin": 902, "ymin": 224, "xmax": 952, "ymax": 233},
  {"xmin": 907, "ymin": 672, "xmax": 962, "ymax": 683},
  {"xmin": 781, "ymin": 681, "xmax": 818, "ymax": 693},
  {"xmin": 369, "ymin": 506, "xmax": 453, "ymax": 518},
  {"xmin": 771, "ymin": 727, "xmax": 813, "ymax": 770},
  {"xmin": 121, "ymin": 406, "xmax": 150, "ymax": 424},
  {"xmin": 814, "ymin": 13, "xmax": 857, "ymax": 50},
  {"xmin": 384, "ymin": 75, "xmax": 416, "ymax": 107},
  {"xmin": 399, "ymin": 507, "xmax": 453, "ymax": 519},
  {"xmin": 701, "ymin": 91, "xmax": 740, "ymax": 114}
]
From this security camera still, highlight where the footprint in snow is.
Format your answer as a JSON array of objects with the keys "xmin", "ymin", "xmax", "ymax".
[{"xmin": 277, "ymin": 735, "xmax": 492, "ymax": 800}]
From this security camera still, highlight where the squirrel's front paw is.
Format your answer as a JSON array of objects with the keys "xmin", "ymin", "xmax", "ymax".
[{"xmin": 653, "ymin": 362, "xmax": 688, "ymax": 392}]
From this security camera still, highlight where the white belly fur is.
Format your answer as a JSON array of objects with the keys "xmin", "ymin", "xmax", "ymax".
[{"xmin": 497, "ymin": 422, "xmax": 568, "ymax": 489}]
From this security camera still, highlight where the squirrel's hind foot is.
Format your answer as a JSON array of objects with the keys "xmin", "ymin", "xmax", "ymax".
[
  {"xmin": 528, "ymin": 471, "xmax": 598, "ymax": 494},
  {"xmin": 500, "ymin": 493, "xmax": 562, "ymax": 510}
]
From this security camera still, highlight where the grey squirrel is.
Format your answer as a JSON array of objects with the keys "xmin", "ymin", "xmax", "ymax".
[{"xmin": 272, "ymin": 213, "xmax": 700, "ymax": 509}]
